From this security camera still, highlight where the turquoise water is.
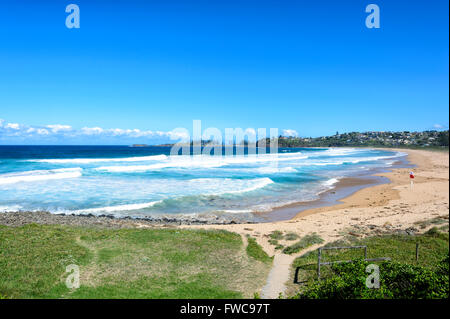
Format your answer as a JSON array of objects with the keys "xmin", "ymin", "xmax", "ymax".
[{"xmin": 0, "ymin": 146, "xmax": 406, "ymax": 222}]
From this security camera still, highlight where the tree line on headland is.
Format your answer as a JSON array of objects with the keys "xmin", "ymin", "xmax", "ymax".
[{"xmin": 260, "ymin": 130, "xmax": 449, "ymax": 149}]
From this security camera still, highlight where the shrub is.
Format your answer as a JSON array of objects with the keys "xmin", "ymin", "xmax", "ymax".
[
  {"xmin": 269, "ymin": 231, "xmax": 283, "ymax": 240},
  {"xmin": 284, "ymin": 232, "xmax": 300, "ymax": 241},
  {"xmin": 283, "ymin": 233, "xmax": 324, "ymax": 255},
  {"xmin": 246, "ymin": 237, "xmax": 273, "ymax": 264},
  {"xmin": 294, "ymin": 253, "xmax": 449, "ymax": 299}
]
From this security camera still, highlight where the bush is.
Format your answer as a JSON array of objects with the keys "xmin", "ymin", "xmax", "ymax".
[
  {"xmin": 284, "ymin": 232, "xmax": 300, "ymax": 241},
  {"xmin": 294, "ymin": 253, "xmax": 449, "ymax": 299},
  {"xmin": 246, "ymin": 237, "xmax": 273, "ymax": 264},
  {"xmin": 269, "ymin": 231, "xmax": 283, "ymax": 240},
  {"xmin": 283, "ymin": 233, "xmax": 324, "ymax": 255}
]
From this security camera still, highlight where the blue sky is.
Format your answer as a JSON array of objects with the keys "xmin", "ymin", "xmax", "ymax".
[{"xmin": 0, "ymin": 0, "xmax": 448, "ymax": 144}]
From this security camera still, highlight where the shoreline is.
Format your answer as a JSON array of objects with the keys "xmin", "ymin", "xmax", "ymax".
[
  {"xmin": 0, "ymin": 148, "xmax": 406, "ymax": 226},
  {"xmin": 0, "ymin": 148, "xmax": 447, "ymax": 232},
  {"xmin": 291, "ymin": 148, "xmax": 442, "ymax": 219},
  {"xmin": 178, "ymin": 148, "xmax": 448, "ymax": 254},
  {"xmin": 259, "ymin": 156, "xmax": 410, "ymax": 222}
]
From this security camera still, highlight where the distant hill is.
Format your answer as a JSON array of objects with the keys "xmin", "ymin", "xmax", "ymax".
[
  {"xmin": 130, "ymin": 144, "xmax": 150, "ymax": 147},
  {"xmin": 259, "ymin": 130, "xmax": 449, "ymax": 149}
]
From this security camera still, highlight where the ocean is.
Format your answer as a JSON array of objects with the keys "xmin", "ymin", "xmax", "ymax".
[{"xmin": 0, "ymin": 146, "xmax": 406, "ymax": 222}]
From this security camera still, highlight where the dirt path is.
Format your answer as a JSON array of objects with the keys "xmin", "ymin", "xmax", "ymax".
[
  {"xmin": 260, "ymin": 244, "xmax": 323, "ymax": 298},
  {"xmin": 260, "ymin": 253, "xmax": 296, "ymax": 298}
]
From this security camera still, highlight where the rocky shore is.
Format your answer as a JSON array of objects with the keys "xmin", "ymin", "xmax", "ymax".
[{"xmin": 0, "ymin": 210, "xmax": 253, "ymax": 228}]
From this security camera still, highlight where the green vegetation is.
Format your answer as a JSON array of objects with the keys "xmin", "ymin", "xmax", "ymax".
[
  {"xmin": 246, "ymin": 237, "xmax": 273, "ymax": 264},
  {"xmin": 269, "ymin": 230, "xmax": 284, "ymax": 240},
  {"xmin": 284, "ymin": 232, "xmax": 300, "ymax": 241},
  {"xmin": 295, "ymin": 256, "xmax": 449, "ymax": 299},
  {"xmin": 0, "ymin": 224, "xmax": 272, "ymax": 299},
  {"xmin": 414, "ymin": 216, "xmax": 448, "ymax": 230},
  {"xmin": 290, "ymin": 230, "xmax": 449, "ymax": 299},
  {"xmin": 282, "ymin": 233, "xmax": 324, "ymax": 255},
  {"xmin": 268, "ymin": 230, "xmax": 299, "ymax": 244},
  {"xmin": 258, "ymin": 130, "xmax": 449, "ymax": 149}
]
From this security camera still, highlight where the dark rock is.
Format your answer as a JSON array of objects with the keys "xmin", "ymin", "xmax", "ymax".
[{"xmin": 405, "ymin": 227, "xmax": 418, "ymax": 236}]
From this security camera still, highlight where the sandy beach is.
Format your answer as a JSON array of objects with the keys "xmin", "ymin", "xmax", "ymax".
[
  {"xmin": 178, "ymin": 148, "xmax": 449, "ymax": 297},
  {"xmin": 179, "ymin": 149, "xmax": 448, "ymax": 249}
]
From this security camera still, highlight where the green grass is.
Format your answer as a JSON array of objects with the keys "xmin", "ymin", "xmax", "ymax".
[
  {"xmin": 282, "ymin": 233, "xmax": 324, "ymax": 255},
  {"xmin": 414, "ymin": 216, "xmax": 448, "ymax": 229},
  {"xmin": 284, "ymin": 232, "xmax": 299, "ymax": 241},
  {"xmin": 246, "ymin": 237, "xmax": 273, "ymax": 264},
  {"xmin": 0, "ymin": 224, "xmax": 272, "ymax": 299},
  {"xmin": 268, "ymin": 231, "xmax": 299, "ymax": 245},
  {"xmin": 0, "ymin": 224, "xmax": 91, "ymax": 298},
  {"xmin": 269, "ymin": 230, "xmax": 283, "ymax": 240},
  {"xmin": 288, "ymin": 231, "xmax": 449, "ymax": 297}
]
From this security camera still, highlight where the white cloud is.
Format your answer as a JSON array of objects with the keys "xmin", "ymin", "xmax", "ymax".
[
  {"xmin": 37, "ymin": 128, "xmax": 49, "ymax": 135},
  {"xmin": 46, "ymin": 124, "xmax": 72, "ymax": 133},
  {"xmin": 433, "ymin": 124, "xmax": 446, "ymax": 130},
  {"xmin": 5, "ymin": 123, "xmax": 20, "ymax": 130},
  {"xmin": 282, "ymin": 129, "xmax": 298, "ymax": 137},
  {"xmin": 0, "ymin": 119, "xmax": 189, "ymax": 144},
  {"xmin": 81, "ymin": 127, "xmax": 104, "ymax": 135}
]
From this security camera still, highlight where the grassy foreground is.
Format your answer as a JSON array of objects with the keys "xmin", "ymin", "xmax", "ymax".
[{"xmin": 0, "ymin": 224, "xmax": 272, "ymax": 299}]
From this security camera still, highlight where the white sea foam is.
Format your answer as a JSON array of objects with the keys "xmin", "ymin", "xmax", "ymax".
[
  {"xmin": 96, "ymin": 154, "xmax": 308, "ymax": 172},
  {"xmin": 219, "ymin": 209, "xmax": 254, "ymax": 214},
  {"xmin": 96, "ymin": 159, "xmax": 223, "ymax": 172},
  {"xmin": 26, "ymin": 154, "xmax": 168, "ymax": 164},
  {"xmin": 255, "ymin": 166, "xmax": 297, "ymax": 174},
  {"xmin": 0, "ymin": 168, "xmax": 82, "ymax": 185},
  {"xmin": 66, "ymin": 178, "xmax": 273, "ymax": 215},
  {"xmin": 297, "ymin": 152, "xmax": 406, "ymax": 167},
  {"xmin": 70, "ymin": 200, "xmax": 163, "ymax": 215},
  {"xmin": 319, "ymin": 148, "xmax": 359, "ymax": 156},
  {"xmin": 323, "ymin": 178, "xmax": 339, "ymax": 187},
  {"xmin": 250, "ymin": 203, "xmax": 289, "ymax": 213},
  {"xmin": 93, "ymin": 150, "xmax": 402, "ymax": 173},
  {"xmin": 216, "ymin": 177, "xmax": 274, "ymax": 195},
  {"xmin": 0, "ymin": 205, "xmax": 22, "ymax": 212}
]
